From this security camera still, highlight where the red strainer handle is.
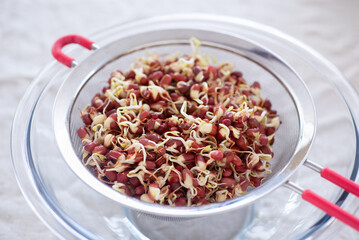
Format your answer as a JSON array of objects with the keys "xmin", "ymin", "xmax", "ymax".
[
  {"xmin": 51, "ymin": 35, "xmax": 98, "ymax": 68},
  {"xmin": 286, "ymin": 181, "xmax": 359, "ymax": 231},
  {"xmin": 285, "ymin": 160, "xmax": 359, "ymax": 231},
  {"xmin": 302, "ymin": 189, "xmax": 359, "ymax": 231},
  {"xmin": 321, "ymin": 167, "xmax": 359, "ymax": 197}
]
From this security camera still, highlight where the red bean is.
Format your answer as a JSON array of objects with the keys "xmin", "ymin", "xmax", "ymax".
[
  {"xmin": 160, "ymin": 74, "xmax": 172, "ymax": 88},
  {"xmin": 141, "ymin": 89, "xmax": 150, "ymax": 99},
  {"xmin": 145, "ymin": 161, "xmax": 156, "ymax": 170},
  {"xmin": 145, "ymin": 133, "xmax": 161, "ymax": 143},
  {"xmin": 177, "ymin": 81, "xmax": 191, "ymax": 94},
  {"xmin": 117, "ymin": 172, "xmax": 129, "ymax": 183},
  {"xmin": 266, "ymin": 127, "xmax": 275, "ymax": 136},
  {"xmin": 231, "ymin": 71, "xmax": 243, "ymax": 78},
  {"xmin": 170, "ymin": 127, "xmax": 178, "ymax": 131},
  {"xmin": 245, "ymin": 128, "xmax": 259, "ymax": 138},
  {"xmin": 236, "ymin": 136, "xmax": 249, "ymax": 150},
  {"xmin": 254, "ymin": 162, "xmax": 265, "ymax": 172},
  {"xmin": 146, "ymin": 151, "xmax": 156, "ymax": 161},
  {"xmin": 140, "ymin": 77, "xmax": 149, "ymax": 85},
  {"xmin": 192, "ymin": 66, "xmax": 202, "ymax": 76},
  {"xmin": 82, "ymin": 114, "xmax": 92, "ymax": 125},
  {"xmin": 170, "ymin": 182, "xmax": 181, "ymax": 192},
  {"xmin": 92, "ymin": 96, "xmax": 104, "ymax": 110},
  {"xmin": 173, "ymin": 74, "xmax": 187, "ymax": 82},
  {"xmin": 232, "ymin": 156, "xmax": 243, "ymax": 167},
  {"xmin": 220, "ymin": 177, "xmax": 237, "ymax": 188},
  {"xmin": 120, "ymin": 185, "xmax": 132, "ymax": 196},
  {"xmin": 242, "ymin": 89, "xmax": 250, "ymax": 96},
  {"xmin": 223, "ymin": 168, "xmax": 233, "ymax": 177},
  {"xmin": 127, "ymin": 147, "xmax": 135, "ymax": 154},
  {"xmin": 175, "ymin": 197, "xmax": 187, "ymax": 206},
  {"xmin": 105, "ymin": 169, "xmax": 117, "ymax": 181},
  {"xmin": 155, "ymin": 156, "xmax": 166, "ymax": 167},
  {"xmin": 259, "ymin": 125, "xmax": 265, "ymax": 134},
  {"xmin": 168, "ymin": 171, "xmax": 180, "ymax": 184},
  {"xmin": 178, "ymin": 123, "xmax": 191, "ymax": 132},
  {"xmin": 195, "ymin": 155, "xmax": 205, "ymax": 165},
  {"xmin": 149, "ymin": 71, "xmax": 164, "ymax": 81},
  {"xmin": 126, "ymin": 70, "xmax": 135, "ymax": 79},
  {"xmin": 84, "ymin": 141, "xmax": 99, "ymax": 152},
  {"xmin": 157, "ymin": 146, "xmax": 166, "ymax": 155},
  {"xmin": 247, "ymin": 118, "xmax": 259, "ymax": 128},
  {"xmin": 77, "ymin": 127, "xmax": 88, "ymax": 139},
  {"xmin": 259, "ymin": 135, "xmax": 268, "ymax": 146},
  {"xmin": 150, "ymin": 100, "xmax": 166, "ymax": 111},
  {"xmin": 170, "ymin": 92, "xmax": 179, "ymax": 101},
  {"xmin": 134, "ymin": 154, "xmax": 143, "ymax": 163},
  {"xmin": 139, "ymin": 110, "xmax": 150, "ymax": 121},
  {"xmin": 235, "ymin": 165, "xmax": 247, "ymax": 173},
  {"xmin": 196, "ymin": 187, "xmax": 206, "ymax": 198},
  {"xmin": 250, "ymin": 176, "xmax": 263, "ymax": 187},
  {"xmin": 210, "ymin": 150, "xmax": 223, "ymax": 160},
  {"xmin": 135, "ymin": 185, "xmax": 145, "ymax": 195},
  {"xmin": 139, "ymin": 138, "xmax": 156, "ymax": 148},
  {"xmin": 222, "ymin": 119, "xmax": 231, "ymax": 127},
  {"xmin": 208, "ymin": 65, "xmax": 218, "ymax": 79},
  {"xmin": 129, "ymin": 177, "xmax": 141, "ymax": 187},
  {"xmin": 107, "ymin": 150, "xmax": 123, "ymax": 161},
  {"xmin": 251, "ymin": 81, "xmax": 261, "ymax": 89},
  {"xmin": 156, "ymin": 123, "xmax": 168, "ymax": 135},
  {"xmin": 145, "ymin": 119, "xmax": 156, "ymax": 132},
  {"xmin": 128, "ymin": 83, "xmax": 139, "ymax": 90},
  {"xmin": 93, "ymin": 145, "xmax": 107, "ymax": 155},
  {"xmin": 182, "ymin": 153, "xmax": 196, "ymax": 163},
  {"xmin": 260, "ymin": 145, "xmax": 273, "ymax": 156}
]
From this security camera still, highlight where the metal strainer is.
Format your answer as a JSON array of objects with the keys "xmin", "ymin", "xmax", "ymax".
[{"xmin": 52, "ymin": 26, "xmax": 359, "ymax": 231}]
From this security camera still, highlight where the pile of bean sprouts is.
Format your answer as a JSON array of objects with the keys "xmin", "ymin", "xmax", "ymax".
[{"xmin": 77, "ymin": 39, "xmax": 280, "ymax": 206}]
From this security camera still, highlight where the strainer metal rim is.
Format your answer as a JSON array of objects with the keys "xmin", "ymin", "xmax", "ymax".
[{"xmin": 53, "ymin": 17, "xmax": 316, "ymax": 218}]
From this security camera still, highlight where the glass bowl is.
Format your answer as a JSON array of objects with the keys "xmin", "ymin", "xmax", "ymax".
[{"xmin": 11, "ymin": 14, "xmax": 359, "ymax": 239}]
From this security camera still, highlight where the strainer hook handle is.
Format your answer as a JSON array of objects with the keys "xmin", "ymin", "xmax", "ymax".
[
  {"xmin": 284, "ymin": 160, "xmax": 359, "ymax": 231},
  {"xmin": 51, "ymin": 35, "xmax": 99, "ymax": 68}
]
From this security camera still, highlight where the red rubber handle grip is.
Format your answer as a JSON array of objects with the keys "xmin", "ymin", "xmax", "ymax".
[
  {"xmin": 51, "ymin": 35, "xmax": 95, "ymax": 68},
  {"xmin": 302, "ymin": 189, "xmax": 359, "ymax": 231},
  {"xmin": 321, "ymin": 167, "xmax": 359, "ymax": 197}
]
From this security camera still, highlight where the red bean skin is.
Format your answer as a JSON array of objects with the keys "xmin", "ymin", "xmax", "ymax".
[
  {"xmin": 107, "ymin": 150, "xmax": 122, "ymax": 161},
  {"xmin": 175, "ymin": 197, "xmax": 187, "ymax": 206},
  {"xmin": 220, "ymin": 178, "xmax": 237, "ymax": 188},
  {"xmin": 168, "ymin": 171, "xmax": 180, "ymax": 184},
  {"xmin": 160, "ymin": 74, "xmax": 172, "ymax": 88},
  {"xmin": 117, "ymin": 172, "xmax": 129, "ymax": 183},
  {"xmin": 145, "ymin": 133, "xmax": 161, "ymax": 143},
  {"xmin": 210, "ymin": 150, "xmax": 223, "ymax": 160},
  {"xmin": 247, "ymin": 118, "xmax": 259, "ymax": 128},
  {"xmin": 82, "ymin": 114, "xmax": 92, "ymax": 125},
  {"xmin": 93, "ymin": 145, "xmax": 107, "ymax": 155},
  {"xmin": 129, "ymin": 177, "xmax": 141, "ymax": 187},
  {"xmin": 196, "ymin": 187, "xmax": 206, "ymax": 198},
  {"xmin": 232, "ymin": 156, "xmax": 243, "ymax": 167},
  {"xmin": 149, "ymin": 71, "xmax": 164, "ymax": 81},
  {"xmin": 173, "ymin": 74, "xmax": 188, "ymax": 82},
  {"xmin": 223, "ymin": 168, "xmax": 233, "ymax": 177},
  {"xmin": 77, "ymin": 127, "xmax": 88, "ymax": 139},
  {"xmin": 145, "ymin": 161, "xmax": 156, "ymax": 170},
  {"xmin": 135, "ymin": 185, "xmax": 145, "ymax": 195},
  {"xmin": 139, "ymin": 111, "xmax": 150, "ymax": 121},
  {"xmin": 105, "ymin": 169, "xmax": 117, "ymax": 181},
  {"xmin": 84, "ymin": 141, "xmax": 99, "ymax": 152},
  {"xmin": 259, "ymin": 135, "xmax": 268, "ymax": 146}
]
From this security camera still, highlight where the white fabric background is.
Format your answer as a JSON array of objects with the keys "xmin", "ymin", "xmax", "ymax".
[{"xmin": 1, "ymin": 0, "xmax": 359, "ymax": 239}]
